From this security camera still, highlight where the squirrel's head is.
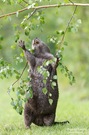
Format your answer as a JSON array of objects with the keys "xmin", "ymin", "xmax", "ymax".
[{"xmin": 32, "ymin": 38, "xmax": 42, "ymax": 49}]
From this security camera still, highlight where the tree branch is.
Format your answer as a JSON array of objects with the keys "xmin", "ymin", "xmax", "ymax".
[
  {"xmin": 12, "ymin": 62, "xmax": 28, "ymax": 87},
  {"xmin": 59, "ymin": 6, "xmax": 77, "ymax": 48},
  {"xmin": 0, "ymin": 3, "xmax": 89, "ymax": 19}
]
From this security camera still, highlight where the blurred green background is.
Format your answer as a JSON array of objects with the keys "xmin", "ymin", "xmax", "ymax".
[{"xmin": 0, "ymin": 0, "xmax": 89, "ymax": 134}]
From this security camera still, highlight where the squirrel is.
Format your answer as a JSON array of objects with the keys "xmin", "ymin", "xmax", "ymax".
[{"xmin": 18, "ymin": 39, "xmax": 69, "ymax": 128}]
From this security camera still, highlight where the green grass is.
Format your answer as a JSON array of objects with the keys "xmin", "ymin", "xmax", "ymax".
[{"xmin": 0, "ymin": 79, "xmax": 89, "ymax": 135}]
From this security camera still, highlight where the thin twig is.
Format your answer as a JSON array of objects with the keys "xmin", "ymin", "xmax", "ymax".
[
  {"xmin": 59, "ymin": 6, "xmax": 77, "ymax": 49},
  {"xmin": 22, "ymin": 9, "xmax": 37, "ymax": 22},
  {"xmin": 23, "ymin": 0, "xmax": 28, "ymax": 4},
  {"xmin": 0, "ymin": 3, "xmax": 89, "ymax": 19},
  {"xmin": 12, "ymin": 62, "xmax": 28, "ymax": 86},
  {"xmin": 27, "ymin": 9, "xmax": 37, "ymax": 19},
  {"xmin": 7, "ymin": 62, "xmax": 28, "ymax": 98},
  {"xmin": 19, "ymin": 3, "xmax": 26, "ymax": 8},
  {"xmin": 69, "ymin": 0, "xmax": 74, "ymax": 4}
]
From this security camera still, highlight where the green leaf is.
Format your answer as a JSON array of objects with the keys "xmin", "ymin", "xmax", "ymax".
[
  {"xmin": 27, "ymin": 3, "xmax": 36, "ymax": 9},
  {"xmin": 25, "ymin": 30, "xmax": 29, "ymax": 36},
  {"xmin": 11, "ymin": 45, "xmax": 16, "ymax": 49},
  {"xmin": 40, "ymin": 16, "xmax": 45, "ymax": 24},
  {"xmin": 16, "ymin": 91, "xmax": 20, "ymax": 97},
  {"xmin": 26, "ymin": 91, "xmax": 30, "ymax": 99},
  {"xmin": 16, "ymin": 57, "xmax": 23, "ymax": 64},
  {"xmin": 11, "ymin": 100, "xmax": 15, "ymax": 106},
  {"xmin": 20, "ymin": 52, "xmax": 24, "ymax": 57},
  {"xmin": 56, "ymin": 30, "xmax": 60, "ymax": 34},
  {"xmin": 0, "ymin": 35, "xmax": 3, "ymax": 41},
  {"xmin": 0, "ymin": 45, "xmax": 2, "ymax": 49},
  {"xmin": 19, "ymin": 89, "xmax": 25, "ymax": 95},
  {"xmin": 49, "ymin": 98, "xmax": 53, "ymax": 105},
  {"xmin": 53, "ymin": 75, "xmax": 57, "ymax": 80},
  {"xmin": 63, "ymin": 41, "xmax": 68, "ymax": 46},
  {"xmin": 49, "ymin": 93, "xmax": 52, "ymax": 97},
  {"xmin": 45, "ymin": 61, "xmax": 50, "ymax": 66},
  {"xmin": 50, "ymin": 37, "xmax": 57, "ymax": 43},
  {"xmin": 77, "ymin": 19, "xmax": 82, "ymax": 24},
  {"xmin": 52, "ymin": 81, "xmax": 56, "ymax": 87},
  {"xmin": 16, "ymin": 75, "xmax": 20, "ymax": 79},
  {"xmin": 59, "ymin": 30, "xmax": 64, "ymax": 35},
  {"xmin": 43, "ymin": 70, "xmax": 49, "ymax": 78},
  {"xmin": 42, "ymin": 88, "xmax": 47, "ymax": 95},
  {"xmin": 16, "ymin": 107, "xmax": 23, "ymax": 115},
  {"xmin": 15, "ymin": 34, "xmax": 19, "ymax": 42},
  {"xmin": 26, "ymin": 88, "xmax": 33, "ymax": 99},
  {"xmin": 29, "ymin": 87, "xmax": 33, "ymax": 98},
  {"xmin": 43, "ymin": 79, "xmax": 46, "ymax": 84},
  {"xmin": 61, "ymin": 47, "xmax": 64, "ymax": 51},
  {"xmin": 19, "ymin": 99, "xmax": 23, "ymax": 107},
  {"xmin": 61, "ymin": 68, "xmax": 65, "ymax": 73},
  {"xmin": 56, "ymin": 50, "xmax": 62, "ymax": 58},
  {"xmin": 0, "ymin": 59, "xmax": 4, "ymax": 66}
]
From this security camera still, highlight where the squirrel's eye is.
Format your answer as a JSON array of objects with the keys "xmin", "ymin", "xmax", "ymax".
[{"xmin": 36, "ymin": 41, "xmax": 39, "ymax": 44}]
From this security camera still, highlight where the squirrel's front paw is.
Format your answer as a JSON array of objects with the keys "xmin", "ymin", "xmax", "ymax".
[{"xmin": 18, "ymin": 40, "xmax": 25, "ymax": 49}]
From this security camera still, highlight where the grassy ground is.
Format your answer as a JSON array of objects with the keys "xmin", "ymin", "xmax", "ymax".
[{"xmin": 0, "ymin": 79, "xmax": 89, "ymax": 135}]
